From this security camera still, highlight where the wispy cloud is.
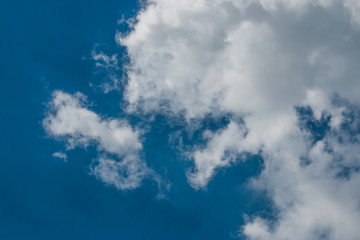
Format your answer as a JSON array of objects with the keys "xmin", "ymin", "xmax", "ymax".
[
  {"xmin": 52, "ymin": 151, "xmax": 67, "ymax": 162},
  {"xmin": 90, "ymin": 45, "xmax": 121, "ymax": 93}
]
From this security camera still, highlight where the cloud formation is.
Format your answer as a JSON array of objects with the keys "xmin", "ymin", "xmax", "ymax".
[
  {"xmin": 187, "ymin": 121, "xmax": 247, "ymax": 189},
  {"xmin": 117, "ymin": 0, "xmax": 360, "ymax": 239},
  {"xmin": 119, "ymin": 0, "xmax": 360, "ymax": 118},
  {"xmin": 52, "ymin": 151, "xmax": 67, "ymax": 162},
  {"xmin": 43, "ymin": 91, "xmax": 153, "ymax": 190},
  {"xmin": 90, "ymin": 46, "xmax": 121, "ymax": 93}
]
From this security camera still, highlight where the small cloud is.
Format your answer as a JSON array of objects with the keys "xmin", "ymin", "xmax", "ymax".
[
  {"xmin": 90, "ymin": 46, "xmax": 121, "ymax": 93},
  {"xmin": 44, "ymin": 91, "xmax": 164, "ymax": 192},
  {"xmin": 52, "ymin": 151, "xmax": 67, "ymax": 162}
]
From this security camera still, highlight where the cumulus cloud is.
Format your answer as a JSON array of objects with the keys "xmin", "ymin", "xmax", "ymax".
[
  {"xmin": 117, "ymin": 0, "xmax": 360, "ymax": 239},
  {"xmin": 119, "ymin": 0, "xmax": 360, "ymax": 119},
  {"xmin": 43, "ymin": 91, "xmax": 155, "ymax": 191},
  {"xmin": 243, "ymin": 107, "xmax": 360, "ymax": 240},
  {"xmin": 187, "ymin": 121, "xmax": 248, "ymax": 189}
]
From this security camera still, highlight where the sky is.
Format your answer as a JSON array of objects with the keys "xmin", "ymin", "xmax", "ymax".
[{"xmin": 1, "ymin": 0, "xmax": 360, "ymax": 240}]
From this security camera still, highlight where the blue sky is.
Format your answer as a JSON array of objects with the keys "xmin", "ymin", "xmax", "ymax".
[{"xmin": 1, "ymin": 1, "xmax": 360, "ymax": 240}]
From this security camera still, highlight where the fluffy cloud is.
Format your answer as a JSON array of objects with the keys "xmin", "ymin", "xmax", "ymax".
[
  {"xmin": 43, "ymin": 91, "xmax": 154, "ymax": 190},
  {"xmin": 117, "ymin": 0, "xmax": 360, "ymax": 239},
  {"xmin": 242, "ymin": 103, "xmax": 360, "ymax": 240},
  {"xmin": 187, "ymin": 121, "xmax": 247, "ymax": 189},
  {"xmin": 119, "ymin": 0, "xmax": 360, "ymax": 119}
]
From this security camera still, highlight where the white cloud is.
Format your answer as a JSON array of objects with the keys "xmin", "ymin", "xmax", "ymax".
[
  {"xmin": 90, "ymin": 156, "xmax": 149, "ymax": 191},
  {"xmin": 92, "ymin": 50, "xmax": 119, "ymax": 70},
  {"xmin": 187, "ymin": 121, "xmax": 248, "ymax": 189},
  {"xmin": 52, "ymin": 151, "xmax": 67, "ymax": 162},
  {"xmin": 90, "ymin": 47, "xmax": 121, "ymax": 93},
  {"xmin": 44, "ymin": 91, "xmax": 156, "ymax": 191},
  {"xmin": 117, "ymin": 0, "xmax": 360, "ymax": 239},
  {"xmin": 243, "ymin": 122, "xmax": 360, "ymax": 240},
  {"xmin": 119, "ymin": 0, "xmax": 360, "ymax": 116}
]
